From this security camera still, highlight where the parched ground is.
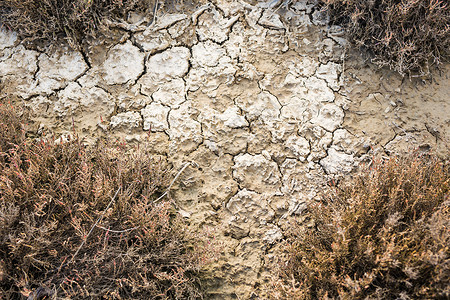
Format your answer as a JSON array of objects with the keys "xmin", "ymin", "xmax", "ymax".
[{"xmin": 0, "ymin": 0, "xmax": 448, "ymax": 298}]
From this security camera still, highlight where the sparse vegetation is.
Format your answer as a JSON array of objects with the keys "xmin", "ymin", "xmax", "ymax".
[
  {"xmin": 0, "ymin": 0, "xmax": 161, "ymax": 47},
  {"xmin": 0, "ymin": 102, "xmax": 213, "ymax": 299},
  {"xmin": 1, "ymin": 0, "xmax": 448, "ymax": 75},
  {"xmin": 320, "ymin": 0, "xmax": 450, "ymax": 76},
  {"xmin": 269, "ymin": 153, "xmax": 449, "ymax": 299}
]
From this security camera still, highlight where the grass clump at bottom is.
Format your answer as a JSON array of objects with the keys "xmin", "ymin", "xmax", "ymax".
[
  {"xmin": 320, "ymin": 0, "xmax": 449, "ymax": 76},
  {"xmin": 268, "ymin": 153, "xmax": 449, "ymax": 299},
  {"xmin": 0, "ymin": 103, "xmax": 212, "ymax": 299}
]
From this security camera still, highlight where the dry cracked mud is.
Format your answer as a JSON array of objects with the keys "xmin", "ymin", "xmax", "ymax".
[{"xmin": 1, "ymin": 0, "xmax": 449, "ymax": 298}]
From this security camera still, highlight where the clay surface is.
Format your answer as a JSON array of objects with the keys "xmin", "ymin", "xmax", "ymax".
[{"xmin": 1, "ymin": 1, "xmax": 449, "ymax": 298}]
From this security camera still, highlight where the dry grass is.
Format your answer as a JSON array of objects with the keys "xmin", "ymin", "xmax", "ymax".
[
  {"xmin": 0, "ymin": 0, "xmax": 161, "ymax": 48},
  {"xmin": 3, "ymin": 0, "xmax": 447, "ymax": 76},
  {"xmin": 268, "ymin": 153, "xmax": 449, "ymax": 299},
  {"xmin": 0, "ymin": 102, "xmax": 214, "ymax": 299},
  {"xmin": 320, "ymin": 0, "xmax": 449, "ymax": 76}
]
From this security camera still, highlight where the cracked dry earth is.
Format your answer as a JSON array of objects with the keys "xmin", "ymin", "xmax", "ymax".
[{"xmin": 1, "ymin": 0, "xmax": 449, "ymax": 298}]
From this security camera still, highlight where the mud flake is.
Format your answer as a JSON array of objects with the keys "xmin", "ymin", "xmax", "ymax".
[
  {"xmin": 280, "ymin": 96, "xmax": 317, "ymax": 123},
  {"xmin": 198, "ymin": 106, "xmax": 249, "ymax": 155},
  {"xmin": 191, "ymin": 41, "xmax": 227, "ymax": 68},
  {"xmin": 54, "ymin": 83, "xmax": 115, "ymax": 132},
  {"xmin": 133, "ymin": 29, "xmax": 171, "ymax": 53},
  {"xmin": 226, "ymin": 189, "xmax": 275, "ymax": 239},
  {"xmin": 141, "ymin": 102, "xmax": 170, "ymax": 131},
  {"xmin": 186, "ymin": 56, "xmax": 237, "ymax": 94},
  {"xmin": 196, "ymin": 9, "xmax": 230, "ymax": 43},
  {"xmin": 320, "ymin": 147, "xmax": 355, "ymax": 174},
  {"xmin": 304, "ymin": 76, "xmax": 335, "ymax": 103},
  {"xmin": 152, "ymin": 78, "xmax": 186, "ymax": 108},
  {"xmin": 263, "ymin": 225, "xmax": 283, "ymax": 244},
  {"xmin": 332, "ymin": 128, "xmax": 366, "ymax": 155},
  {"xmin": 285, "ymin": 135, "xmax": 310, "ymax": 161},
  {"xmin": 117, "ymin": 86, "xmax": 150, "ymax": 110},
  {"xmin": 258, "ymin": 10, "xmax": 285, "ymax": 29},
  {"xmin": 288, "ymin": 55, "xmax": 319, "ymax": 78},
  {"xmin": 110, "ymin": 111, "xmax": 142, "ymax": 130},
  {"xmin": 145, "ymin": 46, "xmax": 190, "ymax": 81},
  {"xmin": 167, "ymin": 102, "xmax": 202, "ymax": 153},
  {"xmin": 220, "ymin": 107, "xmax": 249, "ymax": 129},
  {"xmin": 384, "ymin": 131, "xmax": 437, "ymax": 155},
  {"xmin": 100, "ymin": 41, "xmax": 145, "ymax": 85},
  {"xmin": 280, "ymin": 158, "xmax": 326, "ymax": 196},
  {"xmin": 301, "ymin": 125, "xmax": 333, "ymax": 161},
  {"xmin": 31, "ymin": 50, "xmax": 88, "ymax": 95},
  {"xmin": 232, "ymin": 153, "xmax": 281, "ymax": 193},
  {"xmin": 236, "ymin": 91, "xmax": 281, "ymax": 122},
  {"xmin": 311, "ymin": 102, "xmax": 344, "ymax": 132},
  {"xmin": 316, "ymin": 62, "xmax": 341, "ymax": 91},
  {"xmin": 0, "ymin": 45, "xmax": 38, "ymax": 76}
]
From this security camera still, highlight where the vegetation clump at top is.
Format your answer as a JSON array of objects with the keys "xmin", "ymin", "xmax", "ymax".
[
  {"xmin": 320, "ymin": 0, "xmax": 450, "ymax": 76},
  {"xmin": 0, "ymin": 102, "xmax": 212, "ymax": 299},
  {"xmin": 269, "ymin": 153, "xmax": 449, "ymax": 299},
  {"xmin": 0, "ymin": 0, "xmax": 160, "ymax": 47},
  {"xmin": 1, "ymin": 0, "xmax": 448, "ymax": 76}
]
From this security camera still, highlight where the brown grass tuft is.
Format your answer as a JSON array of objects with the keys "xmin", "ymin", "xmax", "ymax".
[
  {"xmin": 0, "ymin": 103, "xmax": 213, "ymax": 299},
  {"xmin": 269, "ymin": 153, "xmax": 449, "ymax": 299},
  {"xmin": 320, "ymin": 0, "xmax": 450, "ymax": 76}
]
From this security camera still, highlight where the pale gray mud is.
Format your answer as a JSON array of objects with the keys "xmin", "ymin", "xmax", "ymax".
[{"xmin": 0, "ymin": 0, "xmax": 448, "ymax": 298}]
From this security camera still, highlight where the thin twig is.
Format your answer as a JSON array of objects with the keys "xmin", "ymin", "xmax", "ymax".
[
  {"xmin": 152, "ymin": 0, "xmax": 159, "ymax": 26},
  {"xmin": 95, "ymin": 225, "xmax": 140, "ymax": 233},
  {"xmin": 154, "ymin": 162, "xmax": 192, "ymax": 203},
  {"xmin": 268, "ymin": 0, "xmax": 291, "ymax": 19},
  {"xmin": 69, "ymin": 187, "xmax": 121, "ymax": 265}
]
